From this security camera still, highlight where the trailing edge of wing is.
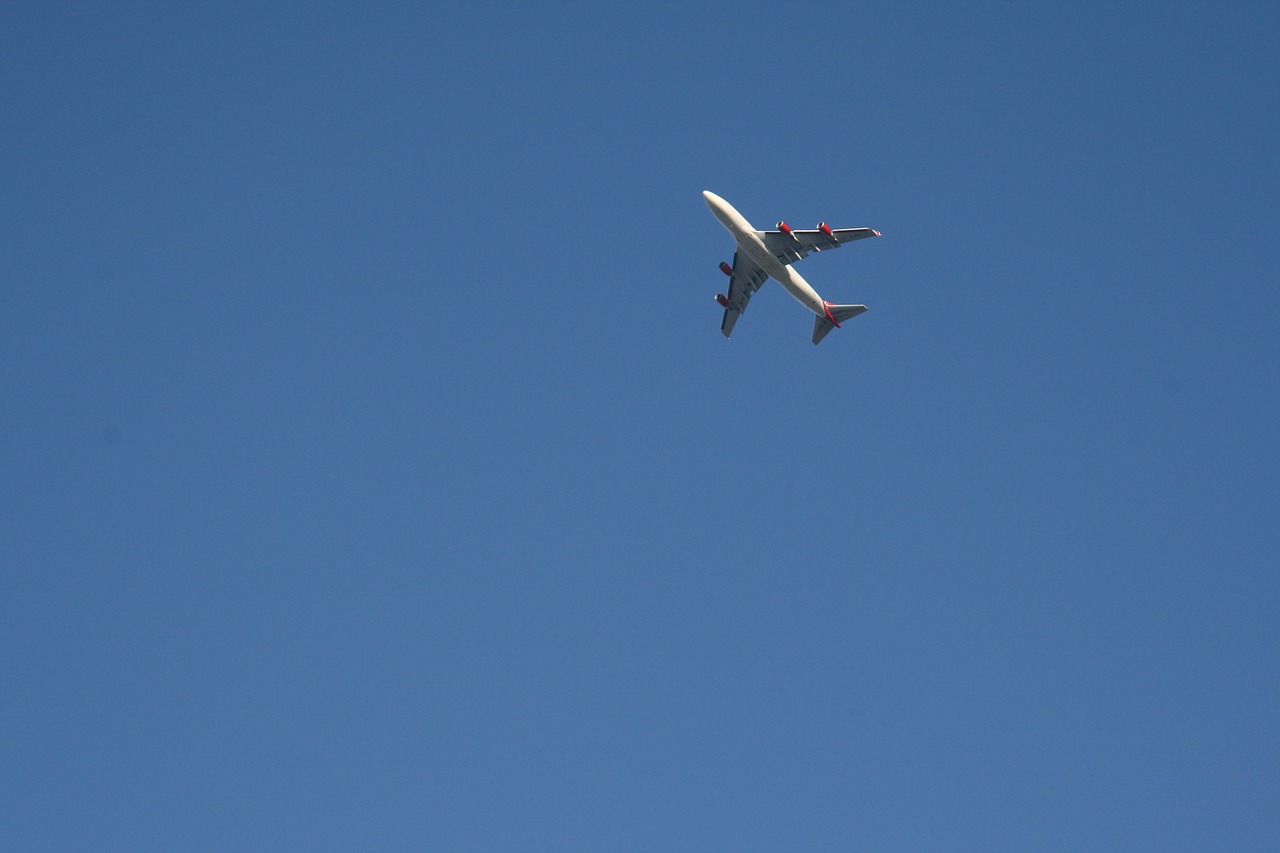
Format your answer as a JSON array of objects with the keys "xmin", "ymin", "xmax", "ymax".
[
  {"xmin": 720, "ymin": 251, "xmax": 768, "ymax": 338},
  {"xmin": 721, "ymin": 306, "xmax": 740, "ymax": 337},
  {"xmin": 761, "ymin": 227, "xmax": 881, "ymax": 266}
]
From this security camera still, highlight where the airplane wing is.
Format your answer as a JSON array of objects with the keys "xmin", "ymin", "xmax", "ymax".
[
  {"xmin": 760, "ymin": 227, "xmax": 880, "ymax": 266},
  {"xmin": 720, "ymin": 250, "xmax": 769, "ymax": 337}
]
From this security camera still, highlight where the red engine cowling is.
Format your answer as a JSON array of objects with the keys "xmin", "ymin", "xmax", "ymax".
[
  {"xmin": 719, "ymin": 261, "xmax": 733, "ymax": 276},
  {"xmin": 776, "ymin": 220, "xmax": 793, "ymax": 236},
  {"xmin": 818, "ymin": 222, "xmax": 834, "ymax": 238},
  {"xmin": 715, "ymin": 293, "xmax": 730, "ymax": 308}
]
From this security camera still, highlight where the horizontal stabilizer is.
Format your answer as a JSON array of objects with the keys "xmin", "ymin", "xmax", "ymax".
[
  {"xmin": 828, "ymin": 303, "xmax": 868, "ymax": 324},
  {"xmin": 811, "ymin": 303, "xmax": 868, "ymax": 345}
]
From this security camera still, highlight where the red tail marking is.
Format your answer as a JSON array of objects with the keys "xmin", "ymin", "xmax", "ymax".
[{"xmin": 823, "ymin": 301, "xmax": 841, "ymax": 328}]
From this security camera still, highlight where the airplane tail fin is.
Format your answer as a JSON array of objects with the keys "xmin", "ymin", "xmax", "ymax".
[{"xmin": 811, "ymin": 303, "xmax": 868, "ymax": 345}]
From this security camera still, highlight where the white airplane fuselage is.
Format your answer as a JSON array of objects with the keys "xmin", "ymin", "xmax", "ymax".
[{"xmin": 703, "ymin": 190, "xmax": 826, "ymax": 318}]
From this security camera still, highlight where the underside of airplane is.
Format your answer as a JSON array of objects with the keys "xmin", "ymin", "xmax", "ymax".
[{"xmin": 704, "ymin": 190, "xmax": 879, "ymax": 344}]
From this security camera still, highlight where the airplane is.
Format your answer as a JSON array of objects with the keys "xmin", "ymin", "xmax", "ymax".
[{"xmin": 703, "ymin": 190, "xmax": 880, "ymax": 344}]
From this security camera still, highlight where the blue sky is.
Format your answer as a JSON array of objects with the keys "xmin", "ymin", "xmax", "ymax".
[{"xmin": 3, "ymin": 2, "xmax": 1278, "ymax": 849}]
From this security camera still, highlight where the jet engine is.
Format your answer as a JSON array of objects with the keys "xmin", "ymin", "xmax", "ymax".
[
  {"xmin": 776, "ymin": 221, "xmax": 794, "ymax": 236},
  {"xmin": 719, "ymin": 261, "xmax": 733, "ymax": 276},
  {"xmin": 715, "ymin": 293, "xmax": 730, "ymax": 308},
  {"xmin": 818, "ymin": 222, "xmax": 835, "ymax": 238}
]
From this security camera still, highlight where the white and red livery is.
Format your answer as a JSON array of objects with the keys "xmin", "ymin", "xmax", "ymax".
[{"xmin": 703, "ymin": 190, "xmax": 880, "ymax": 344}]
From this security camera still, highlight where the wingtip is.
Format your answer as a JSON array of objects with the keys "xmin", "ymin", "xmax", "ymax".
[{"xmin": 872, "ymin": 229, "xmax": 882, "ymax": 237}]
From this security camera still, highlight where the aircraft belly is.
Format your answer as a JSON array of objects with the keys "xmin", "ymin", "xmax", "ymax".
[
  {"xmin": 739, "ymin": 232, "xmax": 823, "ymax": 315},
  {"xmin": 781, "ymin": 276, "xmax": 823, "ymax": 315},
  {"xmin": 774, "ymin": 264, "xmax": 823, "ymax": 315},
  {"xmin": 741, "ymin": 237, "xmax": 786, "ymax": 279}
]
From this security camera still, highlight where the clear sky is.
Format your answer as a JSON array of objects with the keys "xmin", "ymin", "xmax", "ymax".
[{"xmin": 3, "ymin": 2, "xmax": 1278, "ymax": 849}]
